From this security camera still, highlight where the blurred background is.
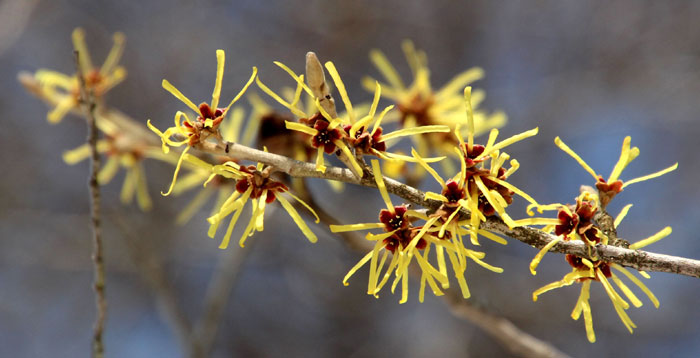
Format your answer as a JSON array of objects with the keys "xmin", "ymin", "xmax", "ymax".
[{"xmin": 1, "ymin": 0, "xmax": 699, "ymax": 357}]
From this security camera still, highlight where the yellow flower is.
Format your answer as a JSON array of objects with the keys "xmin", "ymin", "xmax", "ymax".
[
  {"xmin": 258, "ymin": 60, "xmax": 449, "ymax": 176},
  {"xmin": 527, "ymin": 194, "xmax": 672, "ymax": 342},
  {"xmin": 170, "ymin": 106, "xmax": 260, "ymax": 225},
  {"xmin": 362, "ymin": 40, "xmax": 507, "ymax": 159},
  {"xmin": 554, "ymin": 136, "xmax": 678, "ymax": 207},
  {"xmin": 418, "ymin": 87, "xmax": 538, "ymax": 242},
  {"xmin": 32, "ymin": 28, "xmax": 127, "ymax": 124},
  {"xmin": 147, "ymin": 49, "xmax": 257, "ymax": 196},
  {"xmin": 330, "ymin": 160, "xmax": 502, "ymax": 302},
  {"xmin": 204, "ymin": 161, "xmax": 320, "ymax": 249},
  {"xmin": 62, "ymin": 130, "xmax": 158, "ymax": 211},
  {"xmin": 255, "ymin": 62, "xmax": 363, "ymax": 175},
  {"xmin": 533, "ymin": 249, "xmax": 665, "ymax": 343},
  {"xmin": 330, "ymin": 160, "xmax": 445, "ymax": 302}
]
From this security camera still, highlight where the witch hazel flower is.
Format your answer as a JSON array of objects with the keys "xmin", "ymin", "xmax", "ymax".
[
  {"xmin": 530, "ymin": 210, "xmax": 671, "ymax": 343},
  {"xmin": 330, "ymin": 160, "xmax": 449, "ymax": 303},
  {"xmin": 63, "ymin": 129, "xmax": 154, "ymax": 211},
  {"xmin": 170, "ymin": 105, "xmax": 265, "ymax": 225},
  {"xmin": 342, "ymin": 80, "xmax": 449, "ymax": 163},
  {"xmin": 255, "ymin": 62, "xmax": 364, "ymax": 175},
  {"xmin": 419, "ymin": 87, "xmax": 538, "ymax": 245},
  {"xmin": 554, "ymin": 136, "xmax": 678, "ymax": 208},
  {"xmin": 520, "ymin": 133, "xmax": 678, "ymax": 343},
  {"xmin": 30, "ymin": 28, "xmax": 126, "ymax": 124},
  {"xmin": 147, "ymin": 50, "xmax": 256, "ymax": 196},
  {"xmin": 200, "ymin": 160, "xmax": 320, "ymax": 249}
]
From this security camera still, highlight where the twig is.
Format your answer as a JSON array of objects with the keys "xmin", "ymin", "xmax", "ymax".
[
  {"xmin": 443, "ymin": 288, "xmax": 571, "ymax": 358},
  {"xmin": 190, "ymin": 138, "xmax": 700, "ymax": 279},
  {"xmin": 75, "ymin": 50, "xmax": 107, "ymax": 358}
]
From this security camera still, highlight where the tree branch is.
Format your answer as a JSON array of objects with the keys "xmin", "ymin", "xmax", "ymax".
[
  {"xmin": 193, "ymin": 138, "xmax": 700, "ymax": 279},
  {"xmin": 75, "ymin": 51, "xmax": 107, "ymax": 358}
]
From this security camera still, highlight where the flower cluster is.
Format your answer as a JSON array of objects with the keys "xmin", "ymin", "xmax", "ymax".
[
  {"xmin": 22, "ymin": 29, "xmax": 687, "ymax": 346},
  {"xmin": 328, "ymin": 85, "xmax": 537, "ymax": 303},
  {"xmin": 523, "ymin": 136, "xmax": 677, "ymax": 342},
  {"xmin": 204, "ymin": 161, "xmax": 319, "ymax": 249},
  {"xmin": 257, "ymin": 61, "xmax": 450, "ymax": 176},
  {"xmin": 420, "ymin": 87, "xmax": 539, "ymax": 244},
  {"xmin": 330, "ymin": 159, "xmax": 456, "ymax": 303}
]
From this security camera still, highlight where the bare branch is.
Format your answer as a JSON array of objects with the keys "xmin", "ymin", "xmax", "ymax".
[{"xmin": 75, "ymin": 50, "xmax": 107, "ymax": 358}]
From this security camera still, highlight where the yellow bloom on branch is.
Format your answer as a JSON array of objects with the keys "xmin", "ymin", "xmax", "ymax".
[
  {"xmin": 362, "ymin": 40, "xmax": 507, "ymax": 162},
  {"xmin": 204, "ymin": 161, "xmax": 319, "ymax": 249},
  {"xmin": 528, "ymin": 192, "xmax": 672, "ymax": 343},
  {"xmin": 554, "ymin": 136, "xmax": 678, "ymax": 207},
  {"xmin": 147, "ymin": 50, "xmax": 256, "ymax": 196},
  {"xmin": 33, "ymin": 28, "xmax": 126, "ymax": 124},
  {"xmin": 420, "ymin": 87, "xmax": 538, "ymax": 240}
]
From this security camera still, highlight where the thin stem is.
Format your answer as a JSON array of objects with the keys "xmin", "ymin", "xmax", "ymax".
[{"xmin": 75, "ymin": 50, "xmax": 107, "ymax": 358}]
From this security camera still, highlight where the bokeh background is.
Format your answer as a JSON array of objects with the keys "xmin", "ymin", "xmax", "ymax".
[{"xmin": 1, "ymin": 1, "xmax": 699, "ymax": 357}]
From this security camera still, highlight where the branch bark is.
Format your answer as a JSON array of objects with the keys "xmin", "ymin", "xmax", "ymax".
[{"xmin": 193, "ymin": 138, "xmax": 700, "ymax": 279}]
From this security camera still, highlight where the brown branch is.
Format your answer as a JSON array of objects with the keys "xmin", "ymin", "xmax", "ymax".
[
  {"xmin": 443, "ymin": 288, "xmax": 571, "ymax": 358},
  {"xmin": 75, "ymin": 51, "xmax": 107, "ymax": 358},
  {"xmin": 192, "ymin": 138, "xmax": 700, "ymax": 279}
]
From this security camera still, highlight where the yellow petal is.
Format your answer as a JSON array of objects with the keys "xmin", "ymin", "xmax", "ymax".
[
  {"xmin": 256, "ymin": 75, "xmax": 307, "ymax": 118},
  {"xmin": 622, "ymin": 163, "xmax": 678, "ymax": 188},
  {"xmin": 611, "ymin": 264, "xmax": 659, "ymax": 308},
  {"xmin": 464, "ymin": 87, "xmax": 474, "ymax": 148},
  {"xmin": 608, "ymin": 136, "xmax": 632, "ymax": 182},
  {"xmin": 478, "ymin": 127, "xmax": 538, "ymax": 159},
  {"xmin": 611, "ymin": 274, "xmax": 643, "ymax": 308},
  {"xmin": 371, "ymin": 105, "xmax": 395, "ymax": 136},
  {"xmin": 512, "ymin": 218, "xmax": 561, "ymax": 226},
  {"xmin": 100, "ymin": 32, "xmax": 126, "ymax": 76},
  {"xmin": 529, "ymin": 236, "xmax": 562, "ymax": 275},
  {"xmin": 224, "ymin": 67, "xmax": 257, "ymax": 112},
  {"xmin": 554, "ymin": 136, "xmax": 598, "ymax": 181},
  {"xmin": 380, "ymin": 125, "xmax": 450, "ymax": 142},
  {"xmin": 614, "ymin": 204, "xmax": 633, "ymax": 229},
  {"xmin": 371, "ymin": 159, "xmax": 394, "ymax": 211},
  {"xmin": 285, "ymin": 190, "xmax": 321, "ymax": 223},
  {"xmin": 330, "ymin": 223, "xmax": 385, "ymax": 232},
  {"xmin": 369, "ymin": 49, "xmax": 405, "ymax": 90},
  {"xmin": 410, "ymin": 148, "xmax": 445, "ymax": 187},
  {"xmin": 324, "ymin": 61, "xmax": 355, "ymax": 122},
  {"xmin": 343, "ymin": 250, "xmax": 373, "ymax": 286},
  {"xmin": 273, "ymin": 61, "xmax": 314, "ymax": 97},
  {"xmin": 210, "ymin": 49, "xmax": 225, "ymax": 110},
  {"xmin": 285, "ymin": 120, "xmax": 317, "ymax": 136},
  {"xmin": 629, "ymin": 226, "xmax": 672, "ymax": 250},
  {"xmin": 277, "ymin": 195, "xmax": 318, "ymax": 243},
  {"xmin": 162, "ymin": 79, "xmax": 200, "ymax": 115},
  {"xmin": 71, "ymin": 28, "xmax": 93, "ymax": 72},
  {"xmin": 161, "ymin": 147, "xmax": 190, "ymax": 196},
  {"xmin": 436, "ymin": 68, "xmax": 484, "ymax": 99},
  {"xmin": 216, "ymin": 189, "xmax": 251, "ymax": 248}
]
